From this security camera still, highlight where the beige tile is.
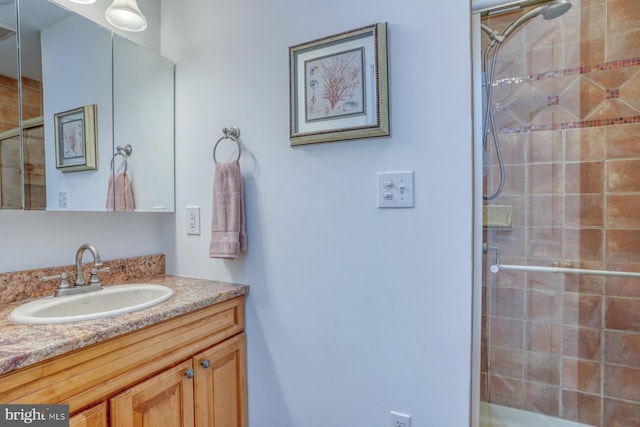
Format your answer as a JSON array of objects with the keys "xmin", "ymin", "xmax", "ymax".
[
  {"xmin": 563, "ymin": 293, "xmax": 603, "ymax": 328},
  {"xmin": 606, "ymin": 229, "xmax": 640, "ymax": 263},
  {"xmin": 563, "ymin": 2, "xmax": 606, "ymax": 43},
  {"xmin": 528, "ymin": 163, "xmax": 563, "ymax": 194},
  {"xmin": 528, "ymin": 289, "xmax": 562, "ymax": 322},
  {"xmin": 563, "ymin": 227, "xmax": 603, "ymax": 261},
  {"xmin": 525, "ymin": 351, "xmax": 561, "ymax": 385},
  {"xmin": 523, "ymin": 381, "xmax": 560, "ymax": 416},
  {"xmin": 608, "ymin": 31, "xmax": 640, "ymax": 62},
  {"xmin": 566, "ymin": 127, "xmax": 605, "ymax": 162},
  {"xmin": 620, "ymin": 71, "xmax": 640, "ymax": 111},
  {"xmin": 604, "ymin": 398, "xmax": 640, "ymax": 426},
  {"xmin": 560, "ymin": 76, "xmax": 606, "ymax": 120},
  {"xmin": 490, "ymin": 347, "xmax": 524, "ymax": 379},
  {"xmin": 527, "ymin": 321, "xmax": 562, "ymax": 354},
  {"xmin": 605, "ymin": 330, "xmax": 640, "ymax": 368},
  {"xmin": 527, "ymin": 227, "xmax": 563, "ymax": 259},
  {"xmin": 604, "ymin": 365, "xmax": 640, "ymax": 402},
  {"xmin": 605, "ymin": 296, "xmax": 640, "ymax": 331},
  {"xmin": 606, "ymin": 123, "xmax": 640, "ymax": 158},
  {"xmin": 565, "ymin": 194, "xmax": 604, "ymax": 227},
  {"xmin": 562, "ymin": 357, "xmax": 601, "ymax": 393},
  {"xmin": 565, "ymin": 161, "xmax": 604, "ymax": 194},
  {"xmin": 606, "ymin": 159, "xmax": 640, "ymax": 193},
  {"xmin": 565, "ymin": 38, "xmax": 605, "ymax": 69},
  {"xmin": 607, "ymin": 0, "xmax": 640, "ymax": 35},
  {"xmin": 606, "ymin": 195, "xmax": 640, "ymax": 228},
  {"xmin": 561, "ymin": 389, "xmax": 602, "ymax": 426},
  {"xmin": 562, "ymin": 326, "xmax": 602, "ymax": 360}
]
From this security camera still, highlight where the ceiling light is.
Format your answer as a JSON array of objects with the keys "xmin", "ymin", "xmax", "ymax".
[{"xmin": 105, "ymin": 0, "xmax": 147, "ymax": 32}]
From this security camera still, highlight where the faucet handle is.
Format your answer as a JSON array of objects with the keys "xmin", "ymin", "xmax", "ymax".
[
  {"xmin": 41, "ymin": 272, "xmax": 71, "ymax": 289},
  {"xmin": 88, "ymin": 267, "xmax": 110, "ymax": 285}
]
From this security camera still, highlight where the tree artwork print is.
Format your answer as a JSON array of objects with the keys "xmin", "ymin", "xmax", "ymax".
[{"xmin": 304, "ymin": 47, "xmax": 365, "ymax": 122}]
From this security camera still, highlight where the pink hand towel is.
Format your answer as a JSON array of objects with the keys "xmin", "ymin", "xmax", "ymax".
[
  {"xmin": 106, "ymin": 172, "xmax": 135, "ymax": 212},
  {"xmin": 209, "ymin": 161, "xmax": 247, "ymax": 259}
]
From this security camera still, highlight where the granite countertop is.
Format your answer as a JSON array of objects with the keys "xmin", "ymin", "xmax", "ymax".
[{"xmin": 0, "ymin": 275, "xmax": 249, "ymax": 376}]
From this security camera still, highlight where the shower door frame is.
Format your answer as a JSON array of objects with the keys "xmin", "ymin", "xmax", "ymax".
[
  {"xmin": 470, "ymin": 8, "xmax": 484, "ymax": 427},
  {"xmin": 469, "ymin": 1, "xmax": 569, "ymax": 426}
]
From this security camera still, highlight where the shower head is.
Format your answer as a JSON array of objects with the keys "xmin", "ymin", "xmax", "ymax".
[
  {"xmin": 542, "ymin": 0, "xmax": 572, "ymax": 19},
  {"xmin": 483, "ymin": 0, "xmax": 572, "ymax": 44}
]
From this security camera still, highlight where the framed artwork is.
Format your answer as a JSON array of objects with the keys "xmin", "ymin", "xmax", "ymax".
[
  {"xmin": 289, "ymin": 22, "xmax": 389, "ymax": 146},
  {"xmin": 54, "ymin": 105, "xmax": 97, "ymax": 172}
]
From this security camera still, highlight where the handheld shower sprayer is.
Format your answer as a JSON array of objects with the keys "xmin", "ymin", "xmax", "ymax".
[
  {"xmin": 482, "ymin": 0, "xmax": 571, "ymax": 45},
  {"xmin": 481, "ymin": 0, "xmax": 572, "ymax": 200}
]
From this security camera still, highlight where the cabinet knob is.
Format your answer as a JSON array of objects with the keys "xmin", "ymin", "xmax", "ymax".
[
  {"xmin": 200, "ymin": 359, "xmax": 211, "ymax": 369},
  {"xmin": 184, "ymin": 368, "xmax": 195, "ymax": 379}
]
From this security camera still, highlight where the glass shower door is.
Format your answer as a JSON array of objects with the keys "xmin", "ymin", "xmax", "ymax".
[{"xmin": 477, "ymin": 1, "xmax": 640, "ymax": 426}]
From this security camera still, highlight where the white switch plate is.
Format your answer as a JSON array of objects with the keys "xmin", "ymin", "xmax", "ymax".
[
  {"xmin": 378, "ymin": 171, "xmax": 414, "ymax": 208},
  {"xmin": 186, "ymin": 206, "xmax": 200, "ymax": 235}
]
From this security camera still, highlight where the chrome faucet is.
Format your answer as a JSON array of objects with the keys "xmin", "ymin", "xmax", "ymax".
[
  {"xmin": 41, "ymin": 244, "xmax": 109, "ymax": 297},
  {"xmin": 75, "ymin": 243, "xmax": 103, "ymax": 286}
]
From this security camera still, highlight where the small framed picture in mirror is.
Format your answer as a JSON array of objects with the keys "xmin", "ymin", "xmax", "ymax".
[{"xmin": 54, "ymin": 105, "xmax": 97, "ymax": 172}]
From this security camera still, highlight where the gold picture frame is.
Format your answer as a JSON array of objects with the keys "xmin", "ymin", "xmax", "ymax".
[
  {"xmin": 289, "ymin": 22, "xmax": 389, "ymax": 146},
  {"xmin": 54, "ymin": 105, "xmax": 97, "ymax": 172}
]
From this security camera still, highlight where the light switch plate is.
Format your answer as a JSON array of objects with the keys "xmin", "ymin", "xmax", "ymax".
[{"xmin": 378, "ymin": 171, "xmax": 414, "ymax": 208}]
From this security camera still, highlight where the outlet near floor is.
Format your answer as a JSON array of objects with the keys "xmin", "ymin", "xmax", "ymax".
[{"xmin": 390, "ymin": 410, "xmax": 411, "ymax": 427}]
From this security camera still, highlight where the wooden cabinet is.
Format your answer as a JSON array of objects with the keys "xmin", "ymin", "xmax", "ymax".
[
  {"xmin": 0, "ymin": 296, "xmax": 247, "ymax": 427},
  {"xmin": 110, "ymin": 333, "xmax": 247, "ymax": 427},
  {"xmin": 110, "ymin": 359, "xmax": 195, "ymax": 427},
  {"xmin": 194, "ymin": 333, "xmax": 247, "ymax": 427},
  {"xmin": 69, "ymin": 402, "xmax": 108, "ymax": 427}
]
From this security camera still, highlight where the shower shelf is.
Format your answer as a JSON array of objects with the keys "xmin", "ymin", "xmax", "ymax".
[{"xmin": 490, "ymin": 263, "xmax": 640, "ymax": 278}]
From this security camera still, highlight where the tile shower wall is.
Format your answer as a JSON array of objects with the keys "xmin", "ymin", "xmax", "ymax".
[
  {"xmin": 0, "ymin": 75, "xmax": 20, "ymax": 133},
  {"xmin": 481, "ymin": 1, "xmax": 640, "ymax": 426},
  {"xmin": 0, "ymin": 75, "xmax": 44, "ymax": 209},
  {"xmin": 0, "ymin": 75, "xmax": 42, "ymax": 132}
]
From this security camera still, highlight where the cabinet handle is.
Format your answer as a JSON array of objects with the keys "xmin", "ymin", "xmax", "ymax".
[
  {"xmin": 201, "ymin": 359, "xmax": 211, "ymax": 369},
  {"xmin": 184, "ymin": 368, "xmax": 195, "ymax": 379}
]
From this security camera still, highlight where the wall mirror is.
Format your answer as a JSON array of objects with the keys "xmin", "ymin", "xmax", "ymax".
[{"xmin": 0, "ymin": 0, "xmax": 175, "ymax": 212}]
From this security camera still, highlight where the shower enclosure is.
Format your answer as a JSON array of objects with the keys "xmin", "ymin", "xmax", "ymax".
[{"xmin": 473, "ymin": 0, "xmax": 640, "ymax": 426}]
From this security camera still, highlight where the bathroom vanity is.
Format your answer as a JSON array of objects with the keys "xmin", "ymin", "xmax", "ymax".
[{"xmin": 0, "ymin": 272, "xmax": 249, "ymax": 427}]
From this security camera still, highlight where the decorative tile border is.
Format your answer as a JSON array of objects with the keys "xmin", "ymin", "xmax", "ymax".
[
  {"xmin": 489, "ymin": 57, "xmax": 640, "ymax": 134},
  {"xmin": 498, "ymin": 115, "xmax": 640, "ymax": 134},
  {"xmin": 492, "ymin": 58, "xmax": 640, "ymax": 87}
]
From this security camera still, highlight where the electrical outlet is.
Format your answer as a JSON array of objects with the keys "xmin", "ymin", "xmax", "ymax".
[
  {"xmin": 186, "ymin": 206, "xmax": 200, "ymax": 235},
  {"xmin": 58, "ymin": 191, "xmax": 68, "ymax": 209},
  {"xmin": 390, "ymin": 411, "xmax": 411, "ymax": 427}
]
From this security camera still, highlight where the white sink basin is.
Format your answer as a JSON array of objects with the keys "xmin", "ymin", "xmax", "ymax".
[{"xmin": 9, "ymin": 284, "xmax": 173, "ymax": 324}]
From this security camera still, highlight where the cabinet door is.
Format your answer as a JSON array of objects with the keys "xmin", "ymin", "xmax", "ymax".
[
  {"xmin": 70, "ymin": 402, "xmax": 107, "ymax": 427},
  {"xmin": 110, "ymin": 360, "xmax": 195, "ymax": 427},
  {"xmin": 194, "ymin": 333, "xmax": 247, "ymax": 427}
]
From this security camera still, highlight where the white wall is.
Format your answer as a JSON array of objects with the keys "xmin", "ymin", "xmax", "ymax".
[
  {"xmin": 0, "ymin": 211, "xmax": 172, "ymax": 272},
  {"xmin": 163, "ymin": 0, "xmax": 474, "ymax": 426},
  {"xmin": 52, "ymin": 0, "xmax": 161, "ymax": 53}
]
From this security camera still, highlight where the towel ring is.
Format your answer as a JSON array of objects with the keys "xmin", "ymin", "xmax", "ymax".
[
  {"xmin": 213, "ymin": 127, "xmax": 241, "ymax": 163},
  {"xmin": 110, "ymin": 144, "xmax": 132, "ymax": 174}
]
